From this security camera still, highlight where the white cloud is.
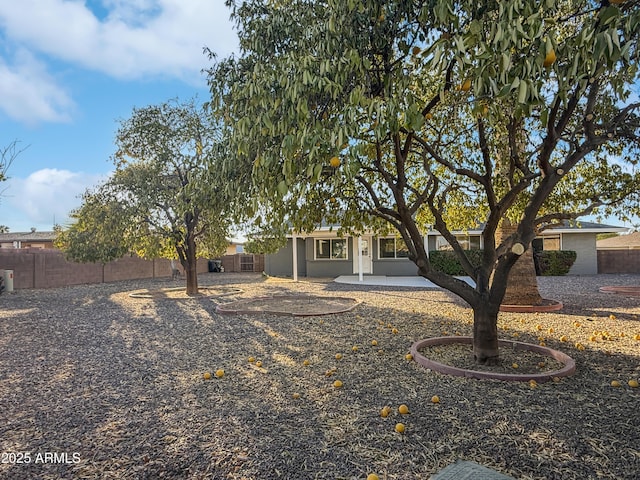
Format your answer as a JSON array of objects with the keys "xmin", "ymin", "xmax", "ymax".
[
  {"xmin": 0, "ymin": 49, "xmax": 75, "ymax": 125},
  {"xmin": 4, "ymin": 168, "xmax": 106, "ymax": 229},
  {"xmin": 0, "ymin": 0, "xmax": 237, "ymax": 81}
]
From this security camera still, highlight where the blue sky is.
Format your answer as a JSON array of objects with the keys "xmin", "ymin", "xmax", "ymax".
[{"xmin": 0, "ymin": 0, "xmax": 237, "ymax": 232}]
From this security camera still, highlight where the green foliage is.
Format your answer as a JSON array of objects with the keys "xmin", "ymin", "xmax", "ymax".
[
  {"xmin": 209, "ymin": 0, "xmax": 640, "ymax": 318},
  {"xmin": 535, "ymin": 250, "xmax": 577, "ymax": 276},
  {"xmin": 429, "ymin": 250, "xmax": 484, "ymax": 276},
  {"xmin": 56, "ymin": 99, "xmax": 232, "ymax": 292}
]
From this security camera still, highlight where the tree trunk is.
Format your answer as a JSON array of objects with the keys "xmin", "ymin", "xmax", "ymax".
[
  {"xmin": 496, "ymin": 222, "xmax": 543, "ymax": 306},
  {"xmin": 472, "ymin": 301, "xmax": 500, "ymax": 364},
  {"xmin": 184, "ymin": 235, "xmax": 199, "ymax": 296}
]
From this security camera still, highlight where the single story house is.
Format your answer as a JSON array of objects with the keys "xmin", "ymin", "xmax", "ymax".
[
  {"xmin": 264, "ymin": 221, "xmax": 628, "ymax": 279},
  {"xmin": 0, "ymin": 230, "xmax": 56, "ymax": 249}
]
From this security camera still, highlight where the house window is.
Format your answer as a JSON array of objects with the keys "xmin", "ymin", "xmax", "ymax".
[
  {"xmin": 379, "ymin": 237, "xmax": 409, "ymax": 259},
  {"xmin": 315, "ymin": 238, "xmax": 348, "ymax": 259},
  {"xmin": 542, "ymin": 235, "xmax": 561, "ymax": 250},
  {"xmin": 435, "ymin": 235, "xmax": 481, "ymax": 250}
]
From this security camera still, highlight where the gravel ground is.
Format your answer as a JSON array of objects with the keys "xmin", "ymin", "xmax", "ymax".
[{"xmin": 0, "ymin": 273, "xmax": 639, "ymax": 480}]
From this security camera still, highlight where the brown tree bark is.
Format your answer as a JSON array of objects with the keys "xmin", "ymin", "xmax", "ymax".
[{"xmin": 496, "ymin": 222, "xmax": 543, "ymax": 306}]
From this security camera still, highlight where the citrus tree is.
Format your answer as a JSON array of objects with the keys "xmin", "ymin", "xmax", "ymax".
[
  {"xmin": 209, "ymin": 0, "xmax": 640, "ymax": 363},
  {"xmin": 56, "ymin": 99, "xmax": 232, "ymax": 295}
]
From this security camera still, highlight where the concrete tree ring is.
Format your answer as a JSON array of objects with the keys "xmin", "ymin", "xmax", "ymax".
[{"xmin": 410, "ymin": 336, "xmax": 576, "ymax": 383}]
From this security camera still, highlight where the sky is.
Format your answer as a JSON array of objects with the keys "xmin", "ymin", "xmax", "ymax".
[{"xmin": 0, "ymin": 0, "xmax": 238, "ymax": 232}]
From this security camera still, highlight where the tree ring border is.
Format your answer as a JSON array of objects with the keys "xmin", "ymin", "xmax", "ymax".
[{"xmin": 410, "ymin": 336, "xmax": 576, "ymax": 382}]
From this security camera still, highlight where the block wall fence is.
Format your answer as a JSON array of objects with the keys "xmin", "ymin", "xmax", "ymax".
[
  {"xmin": 0, "ymin": 249, "xmax": 210, "ymax": 290},
  {"xmin": 597, "ymin": 250, "xmax": 640, "ymax": 274}
]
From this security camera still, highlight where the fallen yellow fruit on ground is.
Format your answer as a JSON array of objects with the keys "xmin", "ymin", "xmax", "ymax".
[
  {"xmin": 371, "ymin": 340, "xmax": 378, "ymax": 346},
  {"xmin": 431, "ymin": 395, "xmax": 440, "ymax": 404},
  {"xmin": 611, "ymin": 380, "xmax": 621, "ymax": 387},
  {"xmin": 405, "ymin": 353, "xmax": 413, "ymax": 361},
  {"xmin": 335, "ymin": 353, "xmax": 343, "ymax": 360},
  {"xmin": 303, "ymin": 359, "xmax": 310, "ymax": 366},
  {"xmin": 352, "ymin": 346, "xmax": 359, "ymax": 352},
  {"xmin": 367, "ymin": 474, "xmax": 380, "ymax": 480},
  {"xmin": 380, "ymin": 406, "xmax": 391, "ymax": 418},
  {"xmin": 248, "ymin": 357, "xmax": 255, "ymax": 363},
  {"xmin": 560, "ymin": 335, "xmax": 567, "ymax": 342},
  {"xmin": 629, "ymin": 379, "xmax": 639, "ymax": 388},
  {"xmin": 292, "ymin": 392, "xmax": 300, "ymax": 399},
  {"xmin": 634, "ymin": 334, "xmax": 640, "ymax": 340},
  {"xmin": 203, "ymin": 372, "xmax": 212, "ymax": 380},
  {"xmin": 529, "ymin": 380, "xmax": 537, "ymax": 389},
  {"xmin": 395, "ymin": 423, "xmax": 405, "ymax": 433},
  {"xmin": 333, "ymin": 380, "xmax": 343, "ymax": 388},
  {"xmin": 391, "ymin": 328, "xmax": 399, "ymax": 334},
  {"xmin": 398, "ymin": 404, "xmax": 409, "ymax": 414},
  {"xmin": 255, "ymin": 361, "xmax": 262, "ymax": 368},
  {"xmin": 215, "ymin": 369, "xmax": 225, "ymax": 378},
  {"xmin": 512, "ymin": 363, "xmax": 519, "ymax": 369}
]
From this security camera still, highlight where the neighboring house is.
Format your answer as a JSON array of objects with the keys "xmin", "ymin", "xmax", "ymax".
[
  {"xmin": 0, "ymin": 229, "xmax": 56, "ymax": 249},
  {"xmin": 264, "ymin": 221, "xmax": 628, "ymax": 278},
  {"xmin": 224, "ymin": 239, "xmax": 245, "ymax": 256},
  {"xmin": 596, "ymin": 231, "xmax": 640, "ymax": 250}
]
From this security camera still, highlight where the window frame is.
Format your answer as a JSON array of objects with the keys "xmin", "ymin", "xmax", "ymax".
[
  {"xmin": 314, "ymin": 238, "xmax": 348, "ymax": 260},
  {"xmin": 378, "ymin": 237, "xmax": 410, "ymax": 259}
]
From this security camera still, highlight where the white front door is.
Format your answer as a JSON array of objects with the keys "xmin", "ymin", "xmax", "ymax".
[{"xmin": 353, "ymin": 236, "xmax": 373, "ymax": 274}]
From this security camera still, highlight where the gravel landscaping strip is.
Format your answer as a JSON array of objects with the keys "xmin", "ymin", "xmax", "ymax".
[{"xmin": 0, "ymin": 273, "xmax": 639, "ymax": 479}]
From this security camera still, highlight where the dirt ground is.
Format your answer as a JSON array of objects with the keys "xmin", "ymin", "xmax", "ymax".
[{"xmin": 0, "ymin": 273, "xmax": 639, "ymax": 479}]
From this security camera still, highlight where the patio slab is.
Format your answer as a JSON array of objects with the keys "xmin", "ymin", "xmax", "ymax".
[{"xmin": 334, "ymin": 275, "xmax": 475, "ymax": 288}]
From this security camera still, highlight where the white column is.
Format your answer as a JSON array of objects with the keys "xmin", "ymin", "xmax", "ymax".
[
  {"xmin": 358, "ymin": 236, "xmax": 363, "ymax": 282},
  {"xmin": 292, "ymin": 233, "xmax": 298, "ymax": 281}
]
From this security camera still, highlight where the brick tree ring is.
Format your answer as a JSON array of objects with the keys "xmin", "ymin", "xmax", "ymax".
[{"xmin": 410, "ymin": 336, "xmax": 576, "ymax": 383}]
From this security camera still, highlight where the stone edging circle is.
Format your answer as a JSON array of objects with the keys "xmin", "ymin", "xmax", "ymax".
[
  {"xmin": 215, "ymin": 295, "xmax": 360, "ymax": 317},
  {"xmin": 499, "ymin": 299, "xmax": 563, "ymax": 313},
  {"xmin": 410, "ymin": 336, "xmax": 576, "ymax": 383},
  {"xmin": 599, "ymin": 285, "xmax": 640, "ymax": 297},
  {"xmin": 129, "ymin": 286, "xmax": 243, "ymax": 299}
]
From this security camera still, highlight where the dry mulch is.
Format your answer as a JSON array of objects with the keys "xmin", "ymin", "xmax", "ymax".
[{"xmin": 0, "ymin": 273, "xmax": 639, "ymax": 480}]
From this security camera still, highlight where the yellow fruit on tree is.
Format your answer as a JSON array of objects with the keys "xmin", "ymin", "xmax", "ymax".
[
  {"xmin": 203, "ymin": 372, "xmax": 212, "ymax": 380},
  {"xmin": 329, "ymin": 156, "xmax": 341, "ymax": 168},
  {"xmin": 459, "ymin": 79, "xmax": 472, "ymax": 91},
  {"xmin": 543, "ymin": 49, "xmax": 557, "ymax": 67},
  {"xmin": 395, "ymin": 423, "xmax": 406, "ymax": 433},
  {"xmin": 398, "ymin": 404, "xmax": 409, "ymax": 414},
  {"xmin": 412, "ymin": 46, "xmax": 421, "ymax": 55}
]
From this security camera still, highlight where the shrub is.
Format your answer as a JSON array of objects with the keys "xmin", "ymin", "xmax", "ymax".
[
  {"xmin": 428, "ymin": 250, "xmax": 483, "ymax": 276},
  {"xmin": 534, "ymin": 250, "xmax": 577, "ymax": 276}
]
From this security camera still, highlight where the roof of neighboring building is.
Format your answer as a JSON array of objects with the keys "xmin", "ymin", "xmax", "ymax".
[
  {"xmin": 597, "ymin": 231, "xmax": 640, "ymax": 249},
  {"xmin": 0, "ymin": 231, "xmax": 56, "ymax": 242}
]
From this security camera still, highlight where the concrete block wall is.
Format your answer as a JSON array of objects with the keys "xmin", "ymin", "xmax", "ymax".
[{"xmin": 0, "ymin": 249, "xmax": 211, "ymax": 290}]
